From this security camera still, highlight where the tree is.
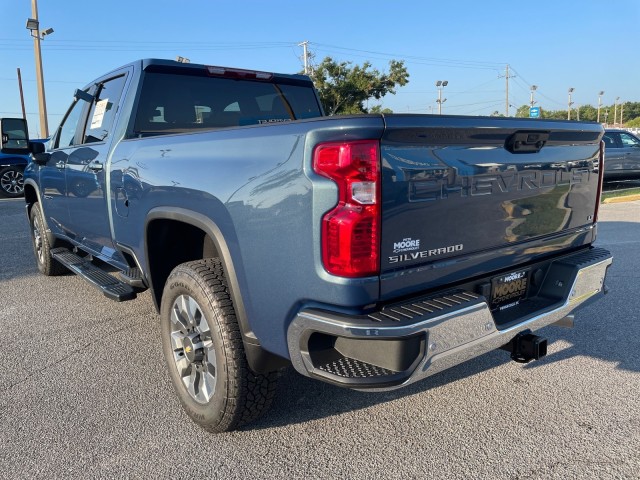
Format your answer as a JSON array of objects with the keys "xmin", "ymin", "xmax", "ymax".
[
  {"xmin": 308, "ymin": 57, "xmax": 409, "ymax": 115},
  {"xmin": 627, "ymin": 117, "xmax": 640, "ymax": 128},
  {"xmin": 515, "ymin": 105, "xmax": 530, "ymax": 118},
  {"xmin": 369, "ymin": 105, "xmax": 394, "ymax": 114}
]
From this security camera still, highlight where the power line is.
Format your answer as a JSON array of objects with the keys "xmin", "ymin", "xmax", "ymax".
[{"xmin": 312, "ymin": 42, "xmax": 505, "ymax": 68}]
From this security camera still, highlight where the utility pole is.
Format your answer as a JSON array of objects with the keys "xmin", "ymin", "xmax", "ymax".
[
  {"xmin": 567, "ymin": 88, "xmax": 574, "ymax": 120},
  {"xmin": 28, "ymin": 0, "xmax": 49, "ymax": 138},
  {"xmin": 500, "ymin": 65, "xmax": 515, "ymax": 116},
  {"xmin": 597, "ymin": 91, "xmax": 604, "ymax": 123},
  {"xmin": 17, "ymin": 68, "xmax": 27, "ymax": 122},
  {"xmin": 298, "ymin": 40, "xmax": 310, "ymax": 75}
]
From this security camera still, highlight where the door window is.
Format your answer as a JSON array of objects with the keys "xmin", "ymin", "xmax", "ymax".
[
  {"xmin": 603, "ymin": 133, "xmax": 619, "ymax": 149},
  {"xmin": 55, "ymin": 99, "xmax": 86, "ymax": 149},
  {"xmin": 619, "ymin": 133, "xmax": 640, "ymax": 147},
  {"xmin": 83, "ymin": 75, "xmax": 127, "ymax": 143}
]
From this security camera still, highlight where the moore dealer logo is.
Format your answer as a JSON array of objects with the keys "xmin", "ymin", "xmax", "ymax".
[{"xmin": 393, "ymin": 238, "xmax": 420, "ymax": 253}]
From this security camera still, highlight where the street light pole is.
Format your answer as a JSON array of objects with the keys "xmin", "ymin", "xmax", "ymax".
[
  {"xmin": 597, "ymin": 91, "xmax": 604, "ymax": 123},
  {"xmin": 567, "ymin": 88, "xmax": 574, "ymax": 120},
  {"xmin": 27, "ymin": 0, "xmax": 50, "ymax": 138},
  {"xmin": 529, "ymin": 85, "xmax": 538, "ymax": 108},
  {"xmin": 435, "ymin": 80, "xmax": 448, "ymax": 115}
]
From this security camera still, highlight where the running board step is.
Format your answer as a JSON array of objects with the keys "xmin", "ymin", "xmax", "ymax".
[
  {"xmin": 118, "ymin": 267, "xmax": 146, "ymax": 288},
  {"xmin": 50, "ymin": 248, "xmax": 137, "ymax": 302}
]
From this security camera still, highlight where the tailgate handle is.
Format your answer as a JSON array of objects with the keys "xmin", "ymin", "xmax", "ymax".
[{"xmin": 505, "ymin": 131, "xmax": 550, "ymax": 154}]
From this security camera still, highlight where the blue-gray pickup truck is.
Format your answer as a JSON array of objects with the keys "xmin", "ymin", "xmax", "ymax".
[{"xmin": 5, "ymin": 59, "xmax": 612, "ymax": 432}]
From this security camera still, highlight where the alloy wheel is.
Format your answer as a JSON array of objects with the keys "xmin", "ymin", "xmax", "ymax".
[
  {"xmin": 1, "ymin": 169, "xmax": 24, "ymax": 195},
  {"xmin": 169, "ymin": 294, "xmax": 217, "ymax": 403}
]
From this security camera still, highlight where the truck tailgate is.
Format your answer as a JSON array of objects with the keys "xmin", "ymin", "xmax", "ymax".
[{"xmin": 379, "ymin": 115, "xmax": 603, "ymax": 300}]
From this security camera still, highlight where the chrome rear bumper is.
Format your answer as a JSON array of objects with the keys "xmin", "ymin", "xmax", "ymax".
[{"xmin": 287, "ymin": 247, "xmax": 612, "ymax": 390}]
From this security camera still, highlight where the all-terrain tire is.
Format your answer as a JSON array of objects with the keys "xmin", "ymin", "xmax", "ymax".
[
  {"xmin": 29, "ymin": 202, "xmax": 67, "ymax": 276},
  {"xmin": 161, "ymin": 258, "xmax": 279, "ymax": 433}
]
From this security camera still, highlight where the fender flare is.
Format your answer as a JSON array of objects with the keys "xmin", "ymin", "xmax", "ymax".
[
  {"xmin": 143, "ymin": 207, "xmax": 289, "ymax": 372},
  {"xmin": 145, "ymin": 207, "xmax": 248, "ymax": 326}
]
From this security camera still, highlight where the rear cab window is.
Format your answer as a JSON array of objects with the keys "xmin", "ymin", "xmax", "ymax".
[{"xmin": 132, "ymin": 67, "xmax": 322, "ymax": 137}]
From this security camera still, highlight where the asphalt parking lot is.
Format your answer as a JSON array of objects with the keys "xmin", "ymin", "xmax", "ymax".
[{"xmin": 1, "ymin": 198, "xmax": 639, "ymax": 479}]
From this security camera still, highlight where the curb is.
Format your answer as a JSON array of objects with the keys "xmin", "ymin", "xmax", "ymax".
[{"xmin": 602, "ymin": 194, "xmax": 640, "ymax": 204}]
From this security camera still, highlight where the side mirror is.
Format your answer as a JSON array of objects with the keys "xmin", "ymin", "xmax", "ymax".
[
  {"xmin": 29, "ymin": 141, "xmax": 46, "ymax": 154},
  {"xmin": 0, "ymin": 117, "xmax": 30, "ymax": 154},
  {"xmin": 29, "ymin": 141, "xmax": 50, "ymax": 165}
]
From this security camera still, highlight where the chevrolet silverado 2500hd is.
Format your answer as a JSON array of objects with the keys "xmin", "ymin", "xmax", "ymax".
[{"xmin": 9, "ymin": 59, "xmax": 612, "ymax": 432}]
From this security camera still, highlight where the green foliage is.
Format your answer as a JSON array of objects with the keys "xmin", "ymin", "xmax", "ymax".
[
  {"xmin": 627, "ymin": 117, "xmax": 640, "ymax": 128},
  {"xmin": 369, "ymin": 105, "xmax": 394, "ymax": 114},
  {"xmin": 308, "ymin": 57, "xmax": 409, "ymax": 115}
]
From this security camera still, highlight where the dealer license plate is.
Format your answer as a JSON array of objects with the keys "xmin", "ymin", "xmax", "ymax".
[{"xmin": 490, "ymin": 268, "xmax": 530, "ymax": 310}]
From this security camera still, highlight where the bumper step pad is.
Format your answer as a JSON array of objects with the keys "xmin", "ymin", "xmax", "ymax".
[
  {"xmin": 317, "ymin": 356, "xmax": 395, "ymax": 379},
  {"xmin": 51, "ymin": 248, "xmax": 137, "ymax": 302}
]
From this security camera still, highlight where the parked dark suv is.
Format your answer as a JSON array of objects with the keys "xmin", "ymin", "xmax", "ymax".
[{"xmin": 603, "ymin": 129, "xmax": 640, "ymax": 179}]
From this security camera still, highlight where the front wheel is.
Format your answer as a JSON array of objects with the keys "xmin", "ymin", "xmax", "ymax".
[
  {"xmin": 29, "ymin": 202, "xmax": 67, "ymax": 276},
  {"xmin": 0, "ymin": 166, "xmax": 25, "ymax": 198},
  {"xmin": 161, "ymin": 258, "xmax": 279, "ymax": 433}
]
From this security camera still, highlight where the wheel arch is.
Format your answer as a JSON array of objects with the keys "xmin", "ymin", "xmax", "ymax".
[{"xmin": 144, "ymin": 207, "xmax": 288, "ymax": 373}]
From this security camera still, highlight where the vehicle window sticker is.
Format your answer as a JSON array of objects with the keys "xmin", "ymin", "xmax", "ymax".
[{"xmin": 90, "ymin": 98, "xmax": 110, "ymax": 129}]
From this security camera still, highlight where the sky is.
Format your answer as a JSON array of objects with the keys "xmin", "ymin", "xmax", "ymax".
[{"xmin": 1, "ymin": 0, "xmax": 639, "ymax": 137}]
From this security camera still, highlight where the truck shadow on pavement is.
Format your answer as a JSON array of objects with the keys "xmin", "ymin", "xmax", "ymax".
[{"xmin": 246, "ymin": 348, "xmax": 510, "ymax": 431}]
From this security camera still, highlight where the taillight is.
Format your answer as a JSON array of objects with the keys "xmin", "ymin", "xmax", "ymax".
[
  {"xmin": 313, "ymin": 140, "xmax": 380, "ymax": 277},
  {"xmin": 593, "ymin": 140, "xmax": 605, "ymax": 223}
]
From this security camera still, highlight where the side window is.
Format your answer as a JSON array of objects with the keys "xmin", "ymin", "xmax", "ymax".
[
  {"xmin": 603, "ymin": 133, "xmax": 619, "ymax": 149},
  {"xmin": 620, "ymin": 133, "xmax": 640, "ymax": 147},
  {"xmin": 84, "ymin": 75, "xmax": 127, "ymax": 143},
  {"xmin": 54, "ymin": 99, "xmax": 86, "ymax": 149}
]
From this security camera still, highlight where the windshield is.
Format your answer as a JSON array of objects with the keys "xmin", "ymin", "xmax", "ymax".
[{"xmin": 133, "ymin": 72, "xmax": 322, "ymax": 136}]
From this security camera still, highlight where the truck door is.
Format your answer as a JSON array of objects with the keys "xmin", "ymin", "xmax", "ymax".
[
  {"xmin": 618, "ymin": 131, "xmax": 640, "ymax": 175},
  {"xmin": 64, "ymin": 74, "xmax": 128, "ymax": 261},
  {"xmin": 38, "ymin": 96, "xmax": 89, "ymax": 237}
]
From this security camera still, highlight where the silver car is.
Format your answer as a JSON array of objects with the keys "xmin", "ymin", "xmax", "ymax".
[{"xmin": 603, "ymin": 129, "xmax": 640, "ymax": 179}]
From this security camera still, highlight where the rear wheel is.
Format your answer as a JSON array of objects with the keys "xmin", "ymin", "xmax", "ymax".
[
  {"xmin": 0, "ymin": 166, "xmax": 25, "ymax": 198},
  {"xmin": 161, "ymin": 258, "xmax": 279, "ymax": 432}
]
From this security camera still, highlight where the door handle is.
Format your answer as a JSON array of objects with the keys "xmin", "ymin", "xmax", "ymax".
[
  {"xmin": 88, "ymin": 160, "xmax": 104, "ymax": 172},
  {"xmin": 55, "ymin": 161, "xmax": 65, "ymax": 169}
]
